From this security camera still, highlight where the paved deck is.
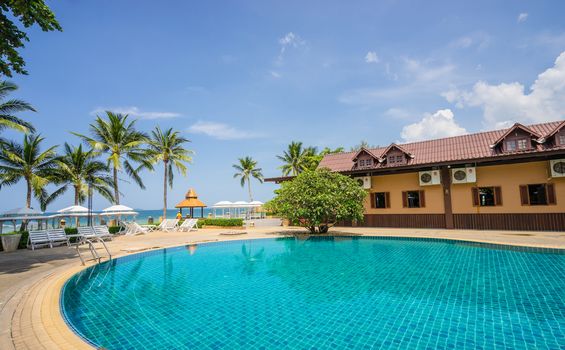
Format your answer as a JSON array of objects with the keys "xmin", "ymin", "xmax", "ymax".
[{"xmin": 1, "ymin": 226, "xmax": 563, "ymax": 349}]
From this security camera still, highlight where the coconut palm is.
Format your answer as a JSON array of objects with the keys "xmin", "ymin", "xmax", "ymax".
[
  {"xmin": 0, "ymin": 134, "xmax": 59, "ymax": 210},
  {"xmin": 73, "ymin": 112, "xmax": 150, "ymax": 204},
  {"xmin": 277, "ymin": 141, "xmax": 311, "ymax": 176},
  {"xmin": 233, "ymin": 156, "xmax": 263, "ymax": 202},
  {"xmin": 0, "ymin": 81, "xmax": 36, "ymax": 142},
  {"xmin": 146, "ymin": 127, "xmax": 193, "ymax": 219},
  {"xmin": 51, "ymin": 143, "xmax": 114, "ymax": 205}
]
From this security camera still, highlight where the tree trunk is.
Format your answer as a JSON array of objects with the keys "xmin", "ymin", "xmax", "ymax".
[
  {"xmin": 74, "ymin": 185, "xmax": 80, "ymax": 227},
  {"xmin": 113, "ymin": 165, "xmax": 119, "ymax": 204},
  {"xmin": 26, "ymin": 177, "xmax": 32, "ymax": 209},
  {"xmin": 247, "ymin": 178, "xmax": 253, "ymax": 202},
  {"xmin": 163, "ymin": 161, "xmax": 168, "ymax": 220}
]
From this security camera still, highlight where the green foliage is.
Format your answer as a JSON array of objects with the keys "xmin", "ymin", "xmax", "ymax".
[
  {"xmin": 277, "ymin": 142, "xmax": 343, "ymax": 176},
  {"xmin": 267, "ymin": 169, "xmax": 366, "ymax": 233},
  {"xmin": 0, "ymin": 134, "xmax": 59, "ymax": 210},
  {"xmin": 64, "ymin": 227, "xmax": 78, "ymax": 235},
  {"xmin": 0, "ymin": 1, "xmax": 62, "ymax": 77},
  {"xmin": 0, "ymin": 81, "xmax": 36, "ymax": 138},
  {"xmin": 49, "ymin": 143, "xmax": 114, "ymax": 205},
  {"xmin": 108, "ymin": 226, "xmax": 121, "ymax": 234},
  {"xmin": 350, "ymin": 140, "xmax": 377, "ymax": 152},
  {"xmin": 233, "ymin": 156, "xmax": 263, "ymax": 201},
  {"xmin": 73, "ymin": 112, "xmax": 150, "ymax": 204},
  {"xmin": 197, "ymin": 218, "xmax": 244, "ymax": 227}
]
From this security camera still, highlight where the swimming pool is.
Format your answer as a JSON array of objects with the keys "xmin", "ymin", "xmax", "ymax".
[{"xmin": 61, "ymin": 237, "xmax": 565, "ymax": 349}]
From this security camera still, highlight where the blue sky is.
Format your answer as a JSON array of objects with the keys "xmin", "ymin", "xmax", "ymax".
[{"xmin": 2, "ymin": 0, "xmax": 565, "ymax": 211}]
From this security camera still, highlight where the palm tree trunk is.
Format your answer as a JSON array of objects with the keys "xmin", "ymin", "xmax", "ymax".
[
  {"xmin": 74, "ymin": 186, "xmax": 80, "ymax": 227},
  {"xmin": 247, "ymin": 178, "xmax": 253, "ymax": 202},
  {"xmin": 113, "ymin": 165, "xmax": 119, "ymax": 204},
  {"xmin": 26, "ymin": 177, "xmax": 32, "ymax": 209},
  {"xmin": 163, "ymin": 161, "xmax": 168, "ymax": 220}
]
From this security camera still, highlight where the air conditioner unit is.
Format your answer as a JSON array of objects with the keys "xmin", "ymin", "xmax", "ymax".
[
  {"xmin": 355, "ymin": 176, "xmax": 372, "ymax": 189},
  {"xmin": 451, "ymin": 167, "xmax": 477, "ymax": 184},
  {"xmin": 419, "ymin": 170, "xmax": 441, "ymax": 186},
  {"xmin": 550, "ymin": 159, "xmax": 565, "ymax": 178}
]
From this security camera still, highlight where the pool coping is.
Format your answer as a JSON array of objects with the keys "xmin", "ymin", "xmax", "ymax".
[{"xmin": 6, "ymin": 228, "xmax": 565, "ymax": 349}]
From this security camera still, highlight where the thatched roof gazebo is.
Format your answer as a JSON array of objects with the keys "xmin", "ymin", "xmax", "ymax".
[{"xmin": 175, "ymin": 188, "xmax": 207, "ymax": 218}]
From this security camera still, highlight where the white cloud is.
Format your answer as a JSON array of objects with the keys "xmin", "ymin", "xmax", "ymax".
[
  {"xmin": 365, "ymin": 51, "xmax": 380, "ymax": 63},
  {"xmin": 270, "ymin": 71, "xmax": 282, "ymax": 78},
  {"xmin": 450, "ymin": 32, "xmax": 491, "ymax": 50},
  {"xmin": 443, "ymin": 51, "xmax": 565, "ymax": 129},
  {"xmin": 188, "ymin": 121, "xmax": 261, "ymax": 140},
  {"xmin": 517, "ymin": 13, "xmax": 529, "ymax": 23},
  {"xmin": 90, "ymin": 106, "xmax": 180, "ymax": 119},
  {"xmin": 276, "ymin": 32, "xmax": 306, "ymax": 65},
  {"xmin": 384, "ymin": 108, "xmax": 412, "ymax": 119},
  {"xmin": 401, "ymin": 109, "xmax": 467, "ymax": 142}
]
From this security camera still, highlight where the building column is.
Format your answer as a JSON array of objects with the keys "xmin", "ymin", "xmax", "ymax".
[{"xmin": 441, "ymin": 167, "xmax": 454, "ymax": 229}]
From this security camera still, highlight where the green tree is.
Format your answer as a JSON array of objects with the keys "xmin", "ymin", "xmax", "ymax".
[
  {"xmin": 51, "ymin": 143, "xmax": 114, "ymax": 205},
  {"xmin": 350, "ymin": 141, "xmax": 376, "ymax": 152},
  {"xmin": 0, "ymin": 134, "xmax": 59, "ymax": 210},
  {"xmin": 232, "ymin": 156, "xmax": 263, "ymax": 202},
  {"xmin": 277, "ymin": 141, "xmax": 311, "ymax": 176},
  {"xmin": 146, "ymin": 127, "xmax": 193, "ymax": 219},
  {"xmin": 73, "ymin": 112, "xmax": 150, "ymax": 204},
  {"xmin": 0, "ymin": 1, "xmax": 62, "ymax": 77},
  {"xmin": 266, "ymin": 169, "xmax": 366, "ymax": 233},
  {"xmin": 0, "ymin": 81, "xmax": 36, "ymax": 142},
  {"xmin": 304, "ymin": 146, "xmax": 344, "ymax": 170}
]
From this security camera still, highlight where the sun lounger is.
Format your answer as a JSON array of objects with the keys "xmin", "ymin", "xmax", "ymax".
[
  {"xmin": 48, "ymin": 228, "xmax": 70, "ymax": 247},
  {"xmin": 162, "ymin": 218, "xmax": 179, "ymax": 232},
  {"xmin": 129, "ymin": 222, "xmax": 150, "ymax": 235},
  {"xmin": 93, "ymin": 225, "xmax": 113, "ymax": 241},
  {"xmin": 178, "ymin": 219, "xmax": 199, "ymax": 232},
  {"xmin": 28, "ymin": 230, "xmax": 51, "ymax": 250}
]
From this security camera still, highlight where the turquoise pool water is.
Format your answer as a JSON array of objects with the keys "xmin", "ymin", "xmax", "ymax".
[{"xmin": 61, "ymin": 237, "xmax": 565, "ymax": 349}]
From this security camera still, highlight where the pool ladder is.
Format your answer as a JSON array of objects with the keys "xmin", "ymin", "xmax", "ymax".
[{"xmin": 75, "ymin": 237, "xmax": 112, "ymax": 265}]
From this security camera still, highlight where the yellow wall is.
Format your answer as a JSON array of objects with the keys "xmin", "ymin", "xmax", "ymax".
[
  {"xmin": 365, "ymin": 172, "xmax": 445, "ymax": 214},
  {"xmin": 451, "ymin": 161, "xmax": 565, "ymax": 214}
]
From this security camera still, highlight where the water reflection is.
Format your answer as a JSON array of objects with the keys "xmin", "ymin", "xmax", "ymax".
[{"xmin": 236, "ymin": 243, "xmax": 265, "ymax": 276}]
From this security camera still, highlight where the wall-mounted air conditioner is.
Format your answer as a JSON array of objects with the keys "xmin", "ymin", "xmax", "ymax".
[
  {"xmin": 355, "ymin": 176, "xmax": 372, "ymax": 189},
  {"xmin": 451, "ymin": 167, "xmax": 477, "ymax": 184},
  {"xmin": 550, "ymin": 159, "xmax": 565, "ymax": 178},
  {"xmin": 419, "ymin": 170, "xmax": 441, "ymax": 186}
]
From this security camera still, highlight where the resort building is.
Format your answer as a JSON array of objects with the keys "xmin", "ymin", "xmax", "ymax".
[{"xmin": 271, "ymin": 120, "xmax": 565, "ymax": 231}]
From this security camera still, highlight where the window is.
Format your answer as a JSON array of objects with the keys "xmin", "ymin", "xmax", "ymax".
[
  {"xmin": 396, "ymin": 155, "xmax": 403, "ymax": 163},
  {"xmin": 520, "ymin": 184, "xmax": 557, "ymax": 206},
  {"xmin": 528, "ymin": 184, "xmax": 547, "ymax": 205},
  {"xmin": 388, "ymin": 155, "xmax": 395, "ymax": 164},
  {"xmin": 506, "ymin": 140, "xmax": 517, "ymax": 151},
  {"xmin": 559, "ymin": 135, "xmax": 565, "ymax": 145},
  {"xmin": 359, "ymin": 160, "xmax": 365, "ymax": 167},
  {"xmin": 366, "ymin": 159, "xmax": 372, "ymax": 166},
  {"xmin": 402, "ymin": 190, "xmax": 425, "ymax": 208},
  {"xmin": 371, "ymin": 192, "xmax": 389, "ymax": 209},
  {"xmin": 517, "ymin": 139, "xmax": 528, "ymax": 150},
  {"xmin": 472, "ymin": 187, "xmax": 502, "ymax": 206}
]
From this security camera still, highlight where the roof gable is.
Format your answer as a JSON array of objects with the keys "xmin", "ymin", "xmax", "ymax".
[
  {"xmin": 352, "ymin": 147, "xmax": 379, "ymax": 161},
  {"xmin": 379, "ymin": 143, "xmax": 413, "ymax": 161},
  {"xmin": 490, "ymin": 123, "xmax": 542, "ymax": 148},
  {"xmin": 542, "ymin": 120, "xmax": 565, "ymax": 141}
]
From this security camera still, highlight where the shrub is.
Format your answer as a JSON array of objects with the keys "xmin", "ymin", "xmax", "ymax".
[
  {"xmin": 108, "ymin": 226, "xmax": 121, "ymax": 234},
  {"xmin": 267, "ymin": 169, "xmax": 366, "ymax": 233},
  {"xmin": 197, "ymin": 218, "xmax": 244, "ymax": 227},
  {"xmin": 64, "ymin": 227, "xmax": 78, "ymax": 235}
]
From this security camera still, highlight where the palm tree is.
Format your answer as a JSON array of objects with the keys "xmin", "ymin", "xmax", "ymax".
[
  {"xmin": 51, "ymin": 143, "xmax": 114, "ymax": 205},
  {"xmin": 277, "ymin": 141, "xmax": 311, "ymax": 176},
  {"xmin": 146, "ymin": 127, "xmax": 193, "ymax": 219},
  {"xmin": 0, "ymin": 134, "xmax": 58, "ymax": 210},
  {"xmin": 233, "ymin": 156, "xmax": 263, "ymax": 202},
  {"xmin": 73, "ymin": 112, "xmax": 150, "ymax": 204},
  {"xmin": 0, "ymin": 81, "xmax": 36, "ymax": 142}
]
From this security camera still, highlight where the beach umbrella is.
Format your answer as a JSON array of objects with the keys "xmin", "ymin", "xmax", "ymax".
[
  {"xmin": 101, "ymin": 204, "xmax": 138, "ymax": 223},
  {"xmin": 0, "ymin": 207, "xmax": 44, "ymax": 232}
]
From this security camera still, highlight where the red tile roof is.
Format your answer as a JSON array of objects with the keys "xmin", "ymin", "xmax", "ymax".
[{"xmin": 318, "ymin": 120, "xmax": 565, "ymax": 172}]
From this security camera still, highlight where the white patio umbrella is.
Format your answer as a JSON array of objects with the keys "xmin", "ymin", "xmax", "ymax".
[
  {"xmin": 211, "ymin": 201, "xmax": 233, "ymax": 218},
  {"xmin": 0, "ymin": 207, "xmax": 45, "ymax": 232},
  {"xmin": 248, "ymin": 200, "xmax": 264, "ymax": 207},
  {"xmin": 100, "ymin": 205, "xmax": 138, "ymax": 224}
]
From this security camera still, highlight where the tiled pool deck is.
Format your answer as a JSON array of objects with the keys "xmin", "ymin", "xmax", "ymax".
[{"xmin": 0, "ymin": 226, "xmax": 563, "ymax": 350}]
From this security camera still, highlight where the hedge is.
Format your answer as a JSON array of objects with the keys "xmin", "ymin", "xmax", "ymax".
[{"xmin": 196, "ymin": 218, "xmax": 244, "ymax": 227}]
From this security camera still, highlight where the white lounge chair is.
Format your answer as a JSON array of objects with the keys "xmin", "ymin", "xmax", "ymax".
[
  {"xmin": 178, "ymin": 219, "xmax": 199, "ymax": 232},
  {"xmin": 93, "ymin": 225, "xmax": 113, "ymax": 241},
  {"xmin": 28, "ymin": 230, "xmax": 51, "ymax": 250},
  {"xmin": 152, "ymin": 219, "xmax": 169, "ymax": 232},
  {"xmin": 162, "ymin": 219, "xmax": 179, "ymax": 232},
  {"xmin": 48, "ymin": 228, "xmax": 70, "ymax": 247}
]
